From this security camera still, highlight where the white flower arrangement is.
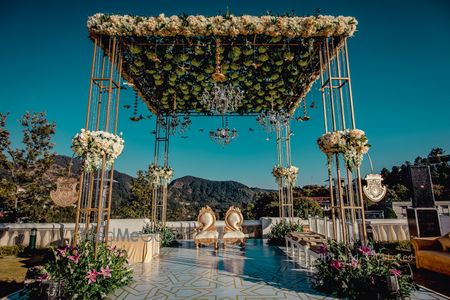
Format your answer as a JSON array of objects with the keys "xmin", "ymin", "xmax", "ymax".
[
  {"xmin": 87, "ymin": 14, "xmax": 357, "ymax": 38},
  {"xmin": 317, "ymin": 129, "xmax": 370, "ymax": 171},
  {"xmin": 149, "ymin": 164, "xmax": 173, "ymax": 186},
  {"xmin": 71, "ymin": 129, "xmax": 124, "ymax": 172},
  {"xmin": 272, "ymin": 165, "xmax": 299, "ymax": 185}
]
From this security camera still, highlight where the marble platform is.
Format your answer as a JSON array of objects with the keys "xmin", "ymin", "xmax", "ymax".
[{"xmin": 109, "ymin": 240, "xmax": 447, "ymax": 300}]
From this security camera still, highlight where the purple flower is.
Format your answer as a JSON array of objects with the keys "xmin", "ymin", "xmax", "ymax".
[
  {"xmin": 100, "ymin": 266, "xmax": 111, "ymax": 278},
  {"xmin": 358, "ymin": 245, "xmax": 372, "ymax": 256},
  {"xmin": 85, "ymin": 269, "xmax": 99, "ymax": 284},
  {"xmin": 317, "ymin": 245, "xmax": 327, "ymax": 254},
  {"xmin": 390, "ymin": 269, "xmax": 402, "ymax": 277},
  {"xmin": 330, "ymin": 259, "xmax": 343, "ymax": 270}
]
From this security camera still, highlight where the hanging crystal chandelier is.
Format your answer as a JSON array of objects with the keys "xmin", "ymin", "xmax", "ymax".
[
  {"xmin": 157, "ymin": 114, "xmax": 192, "ymax": 135},
  {"xmin": 256, "ymin": 110, "xmax": 291, "ymax": 132},
  {"xmin": 201, "ymin": 83, "xmax": 243, "ymax": 115},
  {"xmin": 209, "ymin": 117, "xmax": 238, "ymax": 146}
]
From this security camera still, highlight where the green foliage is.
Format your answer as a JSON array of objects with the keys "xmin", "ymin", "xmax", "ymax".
[
  {"xmin": 267, "ymin": 220, "xmax": 303, "ymax": 245},
  {"xmin": 382, "ymin": 147, "xmax": 450, "ymax": 201},
  {"xmin": 114, "ymin": 168, "xmax": 152, "ymax": 218},
  {"xmin": 252, "ymin": 192, "xmax": 279, "ymax": 219},
  {"xmin": 142, "ymin": 224, "xmax": 179, "ymax": 247},
  {"xmin": 314, "ymin": 240, "xmax": 416, "ymax": 299},
  {"xmin": 0, "ymin": 112, "xmax": 57, "ymax": 222},
  {"xmin": 0, "ymin": 245, "xmax": 25, "ymax": 256},
  {"xmin": 26, "ymin": 242, "xmax": 133, "ymax": 299},
  {"xmin": 294, "ymin": 197, "xmax": 323, "ymax": 219}
]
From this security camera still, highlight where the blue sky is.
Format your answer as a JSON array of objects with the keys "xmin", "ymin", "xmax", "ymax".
[{"xmin": 1, "ymin": 0, "xmax": 449, "ymax": 189}]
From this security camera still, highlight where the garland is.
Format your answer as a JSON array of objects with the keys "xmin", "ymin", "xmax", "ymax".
[
  {"xmin": 149, "ymin": 164, "xmax": 173, "ymax": 186},
  {"xmin": 71, "ymin": 129, "xmax": 124, "ymax": 172},
  {"xmin": 88, "ymin": 14, "xmax": 357, "ymax": 38},
  {"xmin": 272, "ymin": 165, "xmax": 299, "ymax": 185},
  {"xmin": 317, "ymin": 129, "xmax": 370, "ymax": 171}
]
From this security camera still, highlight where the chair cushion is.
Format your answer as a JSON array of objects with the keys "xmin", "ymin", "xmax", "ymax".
[
  {"xmin": 195, "ymin": 231, "xmax": 219, "ymax": 240},
  {"xmin": 437, "ymin": 236, "xmax": 450, "ymax": 252},
  {"xmin": 223, "ymin": 231, "xmax": 245, "ymax": 239}
]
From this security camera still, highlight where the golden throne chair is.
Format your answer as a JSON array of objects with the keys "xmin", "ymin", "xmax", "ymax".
[
  {"xmin": 194, "ymin": 206, "xmax": 219, "ymax": 249},
  {"xmin": 223, "ymin": 206, "xmax": 246, "ymax": 248}
]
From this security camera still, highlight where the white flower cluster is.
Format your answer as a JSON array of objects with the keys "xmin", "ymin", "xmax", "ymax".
[
  {"xmin": 272, "ymin": 165, "xmax": 299, "ymax": 185},
  {"xmin": 149, "ymin": 164, "xmax": 173, "ymax": 186},
  {"xmin": 71, "ymin": 129, "xmax": 124, "ymax": 172},
  {"xmin": 87, "ymin": 14, "xmax": 357, "ymax": 38},
  {"xmin": 317, "ymin": 129, "xmax": 370, "ymax": 171}
]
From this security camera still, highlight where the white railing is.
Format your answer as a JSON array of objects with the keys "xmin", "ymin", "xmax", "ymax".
[{"xmin": 3, "ymin": 216, "xmax": 447, "ymax": 247}]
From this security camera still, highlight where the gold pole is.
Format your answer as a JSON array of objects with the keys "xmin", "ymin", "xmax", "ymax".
[
  {"xmin": 335, "ymin": 42, "xmax": 358, "ymax": 242},
  {"xmin": 325, "ymin": 38, "xmax": 347, "ymax": 243},
  {"xmin": 74, "ymin": 36, "xmax": 99, "ymax": 246},
  {"xmin": 319, "ymin": 45, "xmax": 337, "ymax": 240},
  {"xmin": 343, "ymin": 38, "xmax": 368, "ymax": 243},
  {"xmin": 104, "ymin": 43, "xmax": 122, "ymax": 244}
]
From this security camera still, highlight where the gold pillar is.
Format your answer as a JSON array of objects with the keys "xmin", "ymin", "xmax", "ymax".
[
  {"xmin": 74, "ymin": 35, "xmax": 123, "ymax": 252},
  {"xmin": 319, "ymin": 37, "xmax": 367, "ymax": 244}
]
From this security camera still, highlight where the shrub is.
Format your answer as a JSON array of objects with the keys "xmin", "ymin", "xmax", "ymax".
[
  {"xmin": 267, "ymin": 220, "xmax": 303, "ymax": 246},
  {"xmin": 314, "ymin": 240, "xmax": 416, "ymax": 299},
  {"xmin": 25, "ymin": 242, "xmax": 133, "ymax": 299},
  {"xmin": 0, "ymin": 245, "xmax": 25, "ymax": 256},
  {"xmin": 142, "ymin": 224, "xmax": 179, "ymax": 247}
]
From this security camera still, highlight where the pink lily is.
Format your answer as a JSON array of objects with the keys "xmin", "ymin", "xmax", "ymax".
[
  {"xmin": 390, "ymin": 269, "xmax": 402, "ymax": 276},
  {"xmin": 56, "ymin": 248, "xmax": 67, "ymax": 257},
  {"xmin": 85, "ymin": 269, "xmax": 99, "ymax": 284},
  {"xmin": 67, "ymin": 253, "xmax": 80, "ymax": 264},
  {"xmin": 330, "ymin": 259, "xmax": 343, "ymax": 270},
  {"xmin": 358, "ymin": 245, "xmax": 372, "ymax": 256},
  {"xmin": 100, "ymin": 266, "xmax": 111, "ymax": 278},
  {"xmin": 37, "ymin": 273, "xmax": 49, "ymax": 282},
  {"xmin": 350, "ymin": 258, "xmax": 359, "ymax": 269}
]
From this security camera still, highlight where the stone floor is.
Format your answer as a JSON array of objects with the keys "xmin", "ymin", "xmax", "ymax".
[{"xmin": 109, "ymin": 240, "xmax": 448, "ymax": 300}]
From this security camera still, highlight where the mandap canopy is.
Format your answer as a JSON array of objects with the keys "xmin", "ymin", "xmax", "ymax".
[
  {"xmin": 87, "ymin": 13, "xmax": 357, "ymax": 114},
  {"xmin": 73, "ymin": 13, "xmax": 368, "ymax": 251}
]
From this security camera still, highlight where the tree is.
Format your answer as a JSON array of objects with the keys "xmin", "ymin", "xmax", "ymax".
[
  {"xmin": 0, "ymin": 113, "xmax": 16, "ymax": 210},
  {"xmin": 294, "ymin": 197, "xmax": 323, "ymax": 219},
  {"xmin": 252, "ymin": 192, "xmax": 279, "ymax": 219},
  {"xmin": 0, "ymin": 112, "xmax": 56, "ymax": 222},
  {"xmin": 114, "ymin": 169, "xmax": 152, "ymax": 218}
]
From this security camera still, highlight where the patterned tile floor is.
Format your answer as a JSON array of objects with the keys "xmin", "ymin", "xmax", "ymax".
[{"xmin": 109, "ymin": 240, "xmax": 448, "ymax": 300}]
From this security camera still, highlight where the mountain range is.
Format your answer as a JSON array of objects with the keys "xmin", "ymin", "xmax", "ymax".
[{"xmin": 53, "ymin": 155, "xmax": 272, "ymax": 219}]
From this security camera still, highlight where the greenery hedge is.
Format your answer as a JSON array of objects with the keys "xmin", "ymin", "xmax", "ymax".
[{"xmin": 0, "ymin": 245, "xmax": 25, "ymax": 257}]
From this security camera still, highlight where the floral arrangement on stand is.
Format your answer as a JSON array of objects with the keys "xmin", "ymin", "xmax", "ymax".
[
  {"xmin": 72, "ymin": 129, "xmax": 124, "ymax": 172},
  {"xmin": 317, "ymin": 129, "xmax": 370, "ymax": 171},
  {"xmin": 314, "ymin": 240, "xmax": 416, "ymax": 299},
  {"xmin": 149, "ymin": 164, "xmax": 174, "ymax": 186},
  {"xmin": 272, "ymin": 165, "xmax": 299, "ymax": 185},
  {"xmin": 24, "ymin": 242, "xmax": 133, "ymax": 299}
]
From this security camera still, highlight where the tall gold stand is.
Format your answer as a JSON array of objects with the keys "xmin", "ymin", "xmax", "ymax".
[
  {"xmin": 319, "ymin": 37, "xmax": 367, "ymax": 244},
  {"xmin": 73, "ymin": 35, "xmax": 123, "ymax": 253}
]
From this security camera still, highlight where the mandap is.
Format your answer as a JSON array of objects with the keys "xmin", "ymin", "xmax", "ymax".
[{"xmin": 70, "ymin": 13, "xmax": 373, "ymax": 250}]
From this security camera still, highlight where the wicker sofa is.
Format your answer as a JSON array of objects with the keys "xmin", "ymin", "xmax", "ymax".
[{"xmin": 411, "ymin": 234, "xmax": 450, "ymax": 276}]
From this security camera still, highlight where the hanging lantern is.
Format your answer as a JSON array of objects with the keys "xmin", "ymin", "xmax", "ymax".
[
  {"xmin": 50, "ymin": 177, "xmax": 79, "ymax": 207},
  {"xmin": 363, "ymin": 174, "xmax": 387, "ymax": 202}
]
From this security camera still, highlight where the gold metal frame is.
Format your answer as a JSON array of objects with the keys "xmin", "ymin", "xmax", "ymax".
[
  {"xmin": 73, "ymin": 36, "xmax": 122, "ymax": 253},
  {"xmin": 276, "ymin": 121, "xmax": 295, "ymax": 220},
  {"xmin": 319, "ymin": 37, "xmax": 367, "ymax": 244}
]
